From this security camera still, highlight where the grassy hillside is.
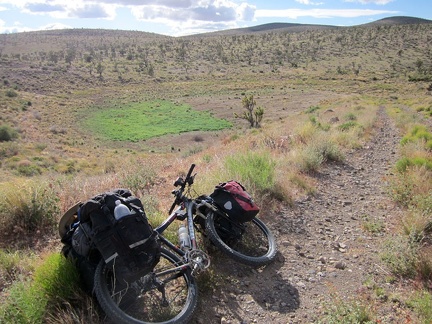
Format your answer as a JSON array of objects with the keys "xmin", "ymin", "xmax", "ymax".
[{"xmin": 0, "ymin": 17, "xmax": 431, "ymax": 323}]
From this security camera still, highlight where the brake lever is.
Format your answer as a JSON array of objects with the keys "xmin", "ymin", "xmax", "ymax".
[
  {"xmin": 174, "ymin": 177, "xmax": 184, "ymax": 187},
  {"xmin": 186, "ymin": 173, "xmax": 196, "ymax": 186}
]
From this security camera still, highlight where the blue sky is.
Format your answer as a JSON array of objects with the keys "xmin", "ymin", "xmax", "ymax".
[{"xmin": 0, "ymin": 0, "xmax": 430, "ymax": 36}]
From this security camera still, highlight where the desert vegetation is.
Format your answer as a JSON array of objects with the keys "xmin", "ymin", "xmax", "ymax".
[{"xmin": 0, "ymin": 18, "xmax": 431, "ymax": 323}]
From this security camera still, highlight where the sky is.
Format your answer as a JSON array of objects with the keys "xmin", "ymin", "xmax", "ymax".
[{"xmin": 0, "ymin": 0, "xmax": 430, "ymax": 37}]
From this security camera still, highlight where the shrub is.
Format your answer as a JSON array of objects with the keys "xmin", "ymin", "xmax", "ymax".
[
  {"xmin": 0, "ymin": 124, "xmax": 18, "ymax": 142},
  {"xmin": 0, "ymin": 250, "xmax": 36, "ymax": 287},
  {"xmin": 395, "ymin": 157, "xmax": 432, "ymax": 173},
  {"xmin": 0, "ymin": 142, "xmax": 19, "ymax": 158},
  {"xmin": 389, "ymin": 164, "xmax": 432, "ymax": 213},
  {"xmin": 318, "ymin": 296, "xmax": 374, "ymax": 324},
  {"xmin": 119, "ymin": 165, "xmax": 157, "ymax": 196},
  {"xmin": 15, "ymin": 160, "xmax": 42, "ymax": 176},
  {"xmin": 5, "ymin": 89, "xmax": 18, "ymax": 98},
  {"xmin": 295, "ymin": 137, "xmax": 345, "ymax": 173},
  {"xmin": 338, "ymin": 121, "xmax": 358, "ymax": 131},
  {"xmin": 400, "ymin": 125, "xmax": 432, "ymax": 149},
  {"xmin": 296, "ymin": 121, "xmax": 320, "ymax": 144},
  {"xmin": 407, "ymin": 290, "xmax": 432, "ymax": 324},
  {"xmin": 345, "ymin": 112, "xmax": 357, "ymax": 121},
  {"xmin": 380, "ymin": 235, "xmax": 418, "ymax": 278},
  {"xmin": 224, "ymin": 151, "xmax": 276, "ymax": 197},
  {"xmin": 0, "ymin": 180, "xmax": 60, "ymax": 234},
  {"xmin": 305, "ymin": 105, "xmax": 320, "ymax": 114}
]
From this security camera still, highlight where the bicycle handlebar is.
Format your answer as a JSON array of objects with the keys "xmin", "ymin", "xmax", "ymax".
[
  {"xmin": 168, "ymin": 164, "xmax": 196, "ymax": 214},
  {"xmin": 185, "ymin": 163, "xmax": 196, "ymax": 185}
]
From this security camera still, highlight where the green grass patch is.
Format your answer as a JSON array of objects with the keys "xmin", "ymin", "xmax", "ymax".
[
  {"xmin": 338, "ymin": 121, "xmax": 358, "ymax": 131},
  {"xmin": 407, "ymin": 290, "xmax": 432, "ymax": 324},
  {"xmin": 361, "ymin": 215, "xmax": 385, "ymax": 234},
  {"xmin": 0, "ymin": 253, "xmax": 81, "ymax": 324},
  {"xmin": 395, "ymin": 157, "xmax": 432, "ymax": 173},
  {"xmin": 222, "ymin": 151, "xmax": 287, "ymax": 202},
  {"xmin": 84, "ymin": 100, "xmax": 232, "ymax": 141},
  {"xmin": 305, "ymin": 105, "xmax": 320, "ymax": 114},
  {"xmin": 400, "ymin": 125, "xmax": 432, "ymax": 149},
  {"xmin": 318, "ymin": 295, "xmax": 374, "ymax": 324}
]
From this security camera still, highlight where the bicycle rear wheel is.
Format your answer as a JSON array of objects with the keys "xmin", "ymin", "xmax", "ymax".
[
  {"xmin": 94, "ymin": 248, "xmax": 197, "ymax": 324},
  {"xmin": 205, "ymin": 210, "xmax": 277, "ymax": 266}
]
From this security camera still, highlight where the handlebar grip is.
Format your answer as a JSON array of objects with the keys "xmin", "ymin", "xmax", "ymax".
[
  {"xmin": 185, "ymin": 163, "xmax": 195, "ymax": 182},
  {"xmin": 168, "ymin": 201, "xmax": 177, "ymax": 214}
]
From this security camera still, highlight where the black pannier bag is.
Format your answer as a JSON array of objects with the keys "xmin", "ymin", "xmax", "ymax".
[
  {"xmin": 210, "ymin": 181, "xmax": 260, "ymax": 223},
  {"xmin": 79, "ymin": 189, "xmax": 160, "ymax": 283}
]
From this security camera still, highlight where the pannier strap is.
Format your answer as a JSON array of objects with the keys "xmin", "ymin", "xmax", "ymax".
[
  {"xmin": 129, "ymin": 238, "xmax": 149, "ymax": 248},
  {"xmin": 230, "ymin": 192, "xmax": 255, "ymax": 206},
  {"xmin": 105, "ymin": 252, "xmax": 118, "ymax": 263},
  {"xmin": 129, "ymin": 231, "xmax": 157, "ymax": 249}
]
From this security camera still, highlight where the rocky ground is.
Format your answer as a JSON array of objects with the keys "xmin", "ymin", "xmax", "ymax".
[{"xmin": 191, "ymin": 106, "xmax": 412, "ymax": 323}]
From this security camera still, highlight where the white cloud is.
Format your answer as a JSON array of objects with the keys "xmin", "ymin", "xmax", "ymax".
[
  {"xmin": 343, "ymin": 0, "xmax": 395, "ymax": 4},
  {"xmin": 295, "ymin": 0, "xmax": 324, "ymax": 5},
  {"xmin": 130, "ymin": 0, "xmax": 255, "ymax": 23},
  {"xmin": 1, "ymin": 0, "xmax": 255, "ymax": 24},
  {"xmin": 256, "ymin": 8, "xmax": 398, "ymax": 19},
  {"xmin": 128, "ymin": 0, "xmax": 256, "ymax": 35}
]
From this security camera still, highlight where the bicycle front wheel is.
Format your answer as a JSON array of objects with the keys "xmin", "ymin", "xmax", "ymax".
[
  {"xmin": 94, "ymin": 248, "xmax": 198, "ymax": 324},
  {"xmin": 205, "ymin": 210, "xmax": 277, "ymax": 266}
]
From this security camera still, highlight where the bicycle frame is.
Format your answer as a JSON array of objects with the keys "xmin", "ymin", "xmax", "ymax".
[{"xmin": 154, "ymin": 196, "xmax": 211, "ymax": 275}]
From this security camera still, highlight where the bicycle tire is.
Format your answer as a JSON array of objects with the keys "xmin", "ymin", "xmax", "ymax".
[
  {"xmin": 205, "ymin": 210, "xmax": 277, "ymax": 266},
  {"xmin": 94, "ymin": 247, "xmax": 198, "ymax": 324}
]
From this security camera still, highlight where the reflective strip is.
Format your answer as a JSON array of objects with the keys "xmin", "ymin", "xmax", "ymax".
[
  {"xmin": 129, "ymin": 238, "xmax": 148, "ymax": 249},
  {"xmin": 105, "ymin": 252, "xmax": 118, "ymax": 263}
]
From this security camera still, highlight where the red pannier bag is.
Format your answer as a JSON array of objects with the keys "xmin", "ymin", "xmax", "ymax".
[{"xmin": 210, "ymin": 181, "xmax": 259, "ymax": 222}]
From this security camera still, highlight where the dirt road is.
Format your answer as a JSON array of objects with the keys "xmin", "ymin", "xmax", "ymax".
[{"xmin": 192, "ymin": 106, "xmax": 410, "ymax": 323}]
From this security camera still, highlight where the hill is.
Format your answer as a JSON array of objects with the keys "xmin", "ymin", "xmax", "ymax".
[
  {"xmin": 362, "ymin": 15, "xmax": 432, "ymax": 27},
  {"xmin": 189, "ymin": 22, "xmax": 339, "ymax": 37},
  {"xmin": 188, "ymin": 15, "xmax": 432, "ymax": 37}
]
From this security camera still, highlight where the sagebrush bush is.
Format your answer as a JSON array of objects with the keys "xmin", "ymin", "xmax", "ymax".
[
  {"xmin": 295, "ymin": 136, "xmax": 345, "ymax": 173},
  {"xmin": 401, "ymin": 209, "xmax": 432, "ymax": 244},
  {"xmin": 389, "ymin": 166, "xmax": 432, "ymax": 211},
  {"xmin": 0, "ymin": 124, "xmax": 18, "ymax": 142},
  {"xmin": 119, "ymin": 165, "xmax": 157, "ymax": 196},
  {"xmin": 380, "ymin": 235, "xmax": 418, "ymax": 278}
]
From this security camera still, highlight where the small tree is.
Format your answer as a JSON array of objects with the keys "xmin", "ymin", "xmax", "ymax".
[
  {"xmin": 235, "ymin": 95, "xmax": 264, "ymax": 128},
  {"xmin": 96, "ymin": 62, "xmax": 105, "ymax": 79}
]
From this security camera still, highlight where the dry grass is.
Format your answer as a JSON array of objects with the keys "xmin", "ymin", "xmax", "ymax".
[{"xmin": 0, "ymin": 21, "xmax": 431, "ymax": 323}]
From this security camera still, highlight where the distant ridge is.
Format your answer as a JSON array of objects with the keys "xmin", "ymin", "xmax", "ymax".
[
  {"xmin": 1, "ymin": 16, "xmax": 431, "ymax": 40},
  {"xmin": 361, "ymin": 16, "xmax": 432, "ymax": 26},
  {"xmin": 188, "ymin": 16, "xmax": 432, "ymax": 38},
  {"xmin": 187, "ymin": 22, "xmax": 338, "ymax": 37}
]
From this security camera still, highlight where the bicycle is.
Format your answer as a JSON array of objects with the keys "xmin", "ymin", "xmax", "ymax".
[{"xmin": 59, "ymin": 163, "xmax": 277, "ymax": 324}]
